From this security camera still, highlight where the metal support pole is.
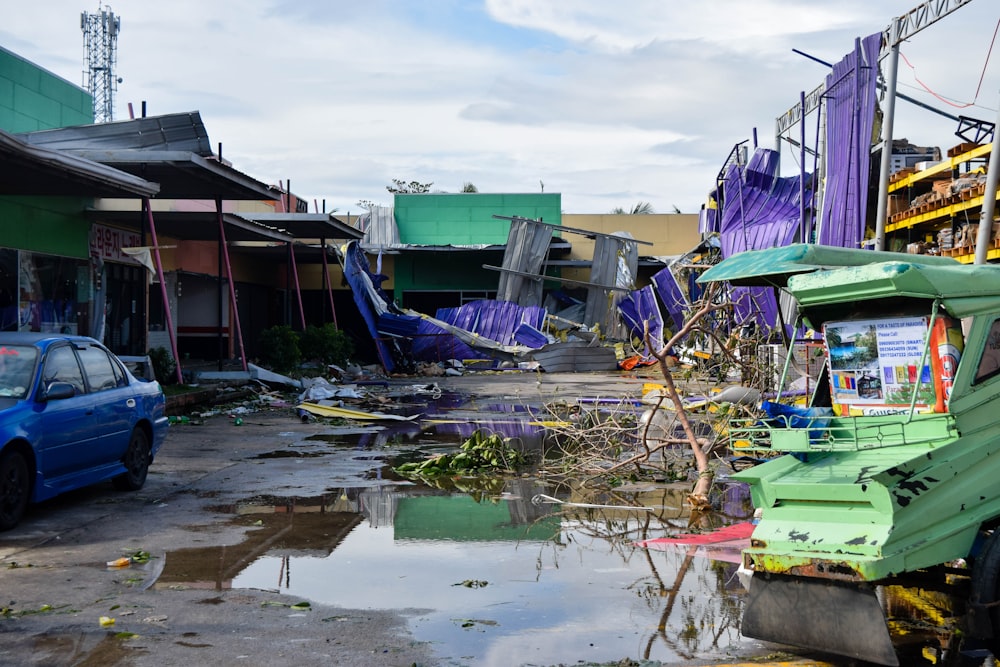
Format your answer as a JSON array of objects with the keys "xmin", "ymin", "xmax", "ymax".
[
  {"xmin": 216, "ymin": 210, "xmax": 224, "ymax": 371},
  {"xmin": 321, "ymin": 240, "xmax": 338, "ymax": 329},
  {"xmin": 853, "ymin": 38, "xmax": 864, "ymax": 247},
  {"xmin": 288, "ymin": 241, "xmax": 307, "ymax": 330},
  {"xmin": 799, "ymin": 89, "xmax": 807, "ymax": 243},
  {"xmin": 974, "ymin": 92, "xmax": 1000, "ymax": 265},
  {"xmin": 216, "ymin": 201, "xmax": 249, "ymax": 370},
  {"xmin": 874, "ymin": 19, "xmax": 901, "ymax": 251},
  {"xmin": 143, "ymin": 200, "xmax": 184, "ymax": 385}
]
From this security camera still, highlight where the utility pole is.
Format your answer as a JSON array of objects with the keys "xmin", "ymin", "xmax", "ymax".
[
  {"xmin": 81, "ymin": 6, "xmax": 121, "ymax": 123},
  {"xmin": 873, "ymin": 0, "xmax": 974, "ymax": 250}
]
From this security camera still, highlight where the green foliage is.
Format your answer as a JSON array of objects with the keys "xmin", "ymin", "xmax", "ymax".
[
  {"xmin": 387, "ymin": 178, "xmax": 432, "ymax": 194},
  {"xmin": 257, "ymin": 325, "xmax": 301, "ymax": 374},
  {"xmin": 147, "ymin": 346, "xmax": 176, "ymax": 385},
  {"xmin": 299, "ymin": 324, "xmax": 354, "ymax": 367},
  {"xmin": 610, "ymin": 201, "xmax": 654, "ymax": 214},
  {"xmin": 393, "ymin": 430, "xmax": 528, "ymax": 479}
]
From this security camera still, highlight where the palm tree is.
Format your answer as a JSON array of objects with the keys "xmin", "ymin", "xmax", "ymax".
[{"xmin": 611, "ymin": 201, "xmax": 655, "ymax": 214}]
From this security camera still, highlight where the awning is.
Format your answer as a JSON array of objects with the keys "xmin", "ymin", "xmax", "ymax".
[
  {"xmin": 86, "ymin": 209, "xmax": 293, "ymax": 243},
  {"xmin": 697, "ymin": 243, "xmax": 958, "ymax": 287},
  {"xmin": 241, "ymin": 212, "xmax": 363, "ymax": 240}
]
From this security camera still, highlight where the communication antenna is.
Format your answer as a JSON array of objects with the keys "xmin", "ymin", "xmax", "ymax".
[{"xmin": 80, "ymin": 5, "xmax": 121, "ymax": 123}]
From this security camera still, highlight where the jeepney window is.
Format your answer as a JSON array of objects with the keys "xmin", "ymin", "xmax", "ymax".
[{"xmin": 974, "ymin": 317, "xmax": 1000, "ymax": 384}]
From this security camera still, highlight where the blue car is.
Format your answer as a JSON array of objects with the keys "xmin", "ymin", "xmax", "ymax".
[{"xmin": 0, "ymin": 333, "xmax": 168, "ymax": 531}]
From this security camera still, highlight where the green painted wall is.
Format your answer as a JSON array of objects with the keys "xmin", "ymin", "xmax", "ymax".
[
  {"xmin": 393, "ymin": 250, "xmax": 504, "ymax": 294},
  {"xmin": 393, "ymin": 193, "xmax": 561, "ymax": 245},
  {"xmin": 0, "ymin": 197, "xmax": 91, "ymax": 258},
  {"xmin": 0, "ymin": 47, "xmax": 93, "ymax": 132},
  {"xmin": 0, "ymin": 48, "xmax": 94, "ymax": 258}
]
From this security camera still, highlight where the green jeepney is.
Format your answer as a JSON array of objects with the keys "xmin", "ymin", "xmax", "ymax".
[{"xmin": 699, "ymin": 244, "xmax": 1000, "ymax": 665}]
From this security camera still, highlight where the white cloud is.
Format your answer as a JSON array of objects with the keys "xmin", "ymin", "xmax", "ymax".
[{"xmin": 2, "ymin": 0, "xmax": 998, "ymax": 215}]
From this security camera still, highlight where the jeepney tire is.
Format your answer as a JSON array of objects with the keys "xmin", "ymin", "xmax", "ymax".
[{"xmin": 970, "ymin": 529, "xmax": 1000, "ymax": 653}]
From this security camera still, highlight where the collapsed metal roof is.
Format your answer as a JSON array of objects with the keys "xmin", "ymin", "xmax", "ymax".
[
  {"xmin": 0, "ymin": 126, "xmax": 159, "ymax": 198},
  {"xmin": 18, "ymin": 111, "xmax": 281, "ymax": 201}
]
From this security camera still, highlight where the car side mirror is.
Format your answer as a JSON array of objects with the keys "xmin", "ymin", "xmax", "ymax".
[{"xmin": 41, "ymin": 381, "xmax": 76, "ymax": 402}]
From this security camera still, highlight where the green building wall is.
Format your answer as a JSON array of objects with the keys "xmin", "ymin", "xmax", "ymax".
[
  {"xmin": 393, "ymin": 193, "xmax": 561, "ymax": 245},
  {"xmin": 0, "ymin": 47, "xmax": 93, "ymax": 132},
  {"xmin": 390, "ymin": 193, "xmax": 561, "ymax": 299},
  {"xmin": 0, "ymin": 47, "xmax": 95, "ymax": 258}
]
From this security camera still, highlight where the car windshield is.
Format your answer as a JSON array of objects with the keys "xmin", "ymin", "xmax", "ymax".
[{"xmin": 0, "ymin": 345, "xmax": 37, "ymax": 399}]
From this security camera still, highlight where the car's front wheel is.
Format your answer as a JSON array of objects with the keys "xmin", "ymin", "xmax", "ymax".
[
  {"xmin": 0, "ymin": 449, "xmax": 30, "ymax": 531},
  {"xmin": 113, "ymin": 428, "xmax": 150, "ymax": 491}
]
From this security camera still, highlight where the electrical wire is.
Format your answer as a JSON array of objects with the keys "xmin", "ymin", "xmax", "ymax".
[{"xmin": 898, "ymin": 14, "xmax": 1000, "ymax": 109}]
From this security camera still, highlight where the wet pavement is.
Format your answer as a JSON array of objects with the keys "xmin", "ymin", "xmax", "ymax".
[{"xmin": 0, "ymin": 370, "xmax": 996, "ymax": 666}]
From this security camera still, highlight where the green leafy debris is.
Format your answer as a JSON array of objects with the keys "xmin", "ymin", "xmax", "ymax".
[{"xmin": 393, "ymin": 430, "xmax": 528, "ymax": 479}]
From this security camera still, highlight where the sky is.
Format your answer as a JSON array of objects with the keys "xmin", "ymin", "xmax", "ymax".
[{"xmin": 2, "ymin": 1, "xmax": 999, "ymax": 216}]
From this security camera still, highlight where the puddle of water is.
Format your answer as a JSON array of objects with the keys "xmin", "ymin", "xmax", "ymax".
[
  {"xmin": 28, "ymin": 632, "xmax": 149, "ymax": 665},
  {"xmin": 162, "ymin": 389, "xmax": 994, "ymax": 665},
  {"xmin": 162, "ymin": 480, "xmax": 757, "ymax": 666}
]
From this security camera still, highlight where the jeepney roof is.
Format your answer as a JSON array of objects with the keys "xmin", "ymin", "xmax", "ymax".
[
  {"xmin": 697, "ymin": 243, "xmax": 958, "ymax": 287},
  {"xmin": 786, "ymin": 259, "xmax": 1000, "ymax": 317}
]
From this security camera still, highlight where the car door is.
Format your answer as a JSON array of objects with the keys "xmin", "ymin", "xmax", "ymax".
[
  {"xmin": 35, "ymin": 342, "xmax": 104, "ymax": 480},
  {"xmin": 76, "ymin": 342, "xmax": 133, "ymax": 464}
]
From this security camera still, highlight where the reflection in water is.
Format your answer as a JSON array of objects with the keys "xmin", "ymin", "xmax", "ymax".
[{"xmin": 159, "ymin": 479, "xmax": 759, "ymax": 666}]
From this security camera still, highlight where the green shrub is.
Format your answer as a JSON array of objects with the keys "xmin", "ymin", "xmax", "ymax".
[
  {"xmin": 298, "ymin": 324, "xmax": 354, "ymax": 367},
  {"xmin": 257, "ymin": 325, "xmax": 301, "ymax": 373},
  {"xmin": 147, "ymin": 346, "xmax": 177, "ymax": 384}
]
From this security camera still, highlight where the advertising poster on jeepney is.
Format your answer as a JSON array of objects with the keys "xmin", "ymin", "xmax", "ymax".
[{"xmin": 824, "ymin": 316, "xmax": 934, "ymax": 414}]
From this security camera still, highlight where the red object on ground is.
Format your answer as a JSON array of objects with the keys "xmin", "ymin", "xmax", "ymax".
[{"xmin": 635, "ymin": 521, "xmax": 755, "ymax": 548}]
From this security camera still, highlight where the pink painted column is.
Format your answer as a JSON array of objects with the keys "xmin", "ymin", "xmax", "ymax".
[
  {"xmin": 144, "ymin": 199, "xmax": 185, "ymax": 385},
  {"xmin": 216, "ymin": 201, "xmax": 248, "ymax": 371}
]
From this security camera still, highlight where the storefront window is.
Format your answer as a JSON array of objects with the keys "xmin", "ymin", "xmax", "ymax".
[
  {"xmin": 18, "ymin": 251, "xmax": 88, "ymax": 335},
  {"xmin": 0, "ymin": 249, "xmax": 16, "ymax": 331}
]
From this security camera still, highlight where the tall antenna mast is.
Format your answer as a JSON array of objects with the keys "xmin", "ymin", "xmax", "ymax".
[{"xmin": 80, "ymin": 5, "xmax": 121, "ymax": 123}]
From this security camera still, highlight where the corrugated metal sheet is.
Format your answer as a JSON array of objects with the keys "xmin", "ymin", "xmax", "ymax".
[
  {"xmin": 411, "ymin": 300, "xmax": 546, "ymax": 362},
  {"xmin": 20, "ymin": 111, "xmax": 213, "ymax": 154},
  {"xmin": 618, "ymin": 284, "xmax": 663, "ymax": 354},
  {"xmin": 817, "ymin": 33, "xmax": 881, "ymax": 248}
]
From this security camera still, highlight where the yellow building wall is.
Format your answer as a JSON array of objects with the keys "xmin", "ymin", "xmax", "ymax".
[{"xmin": 560, "ymin": 213, "xmax": 700, "ymax": 284}]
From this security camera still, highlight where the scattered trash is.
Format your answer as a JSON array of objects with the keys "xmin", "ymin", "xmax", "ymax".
[
  {"xmin": 261, "ymin": 600, "xmax": 311, "ymax": 610},
  {"xmin": 99, "ymin": 616, "xmax": 115, "ymax": 627},
  {"xmin": 106, "ymin": 557, "xmax": 131, "ymax": 568},
  {"xmin": 531, "ymin": 493, "xmax": 654, "ymax": 512},
  {"xmin": 296, "ymin": 402, "xmax": 420, "ymax": 422}
]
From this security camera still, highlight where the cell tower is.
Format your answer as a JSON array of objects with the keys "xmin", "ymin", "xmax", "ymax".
[{"xmin": 80, "ymin": 6, "xmax": 121, "ymax": 123}]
